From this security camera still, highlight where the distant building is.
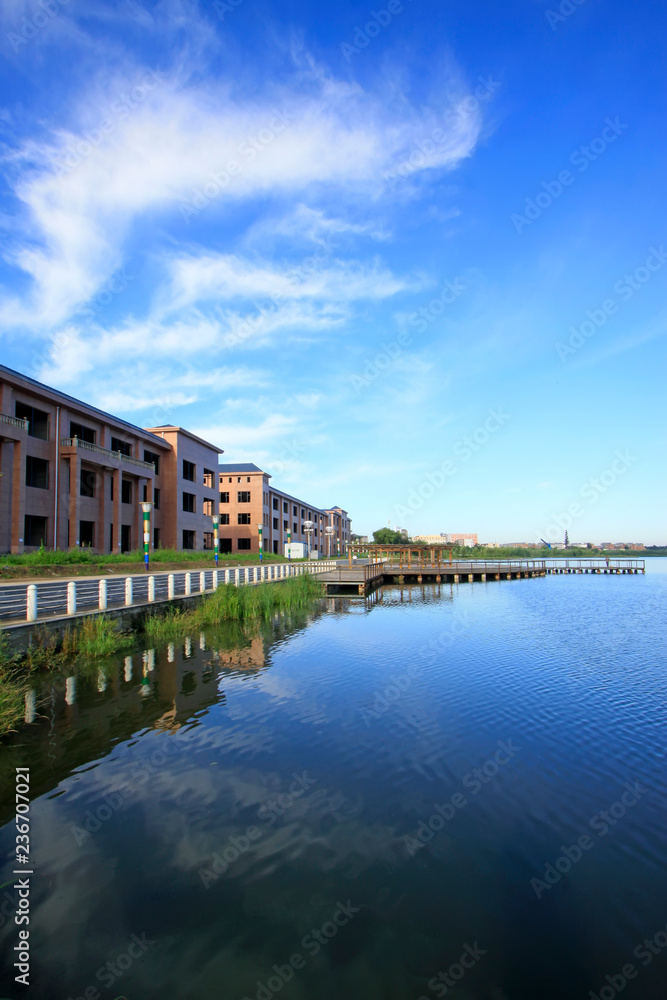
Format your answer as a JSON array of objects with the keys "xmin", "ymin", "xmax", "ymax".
[
  {"xmin": 414, "ymin": 532, "xmax": 478, "ymax": 546},
  {"xmin": 218, "ymin": 463, "xmax": 351, "ymax": 556}
]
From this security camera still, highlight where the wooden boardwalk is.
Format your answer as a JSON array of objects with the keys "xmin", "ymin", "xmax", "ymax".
[{"xmin": 318, "ymin": 559, "xmax": 645, "ymax": 595}]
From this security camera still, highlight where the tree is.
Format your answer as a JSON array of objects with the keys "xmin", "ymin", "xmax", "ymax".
[
  {"xmin": 564, "ymin": 531, "xmax": 569, "ymax": 548},
  {"xmin": 372, "ymin": 528, "xmax": 405, "ymax": 544}
]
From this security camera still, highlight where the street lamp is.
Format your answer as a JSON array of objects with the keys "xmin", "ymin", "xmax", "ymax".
[
  {"xmin": 257, "ymin": 523, "xmax": 264, "ymax": 561},
  {"xmin": 286, "ymin": 527, "xmax": 292, "ymax": 560},
  {"xmin": 211, "ymin": 513, "xmax": 220, "ymax": 566},
  {"xmin": 325, "ymin": 525, "xmax": 335, "ymax": 557},
  {"xmin": 141, "ymin": 502, "xmax": 153, "ymax": 571},
  {"xmin": 303, "ymin": 520, "xmax": 314, "ymax": 559}
]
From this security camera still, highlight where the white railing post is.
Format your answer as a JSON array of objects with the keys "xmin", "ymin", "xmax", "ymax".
[
  {"xmin": 98, "ymin": 579, "xmax": 107, "ymax": 610},
  {"xmin": 167, "ymin": 642, "xmax": 175, "ymax": 663},
  {"xmin": 148, "ymin": 576, "xmax": 155, "ymax": 602},
  {"xmin": 200, "ymin": 571, "xmax": 206, "ymax": 593},
  {"xmin": 235, "ymin": 568, "xmax": 241, "ymax": 586},
  {"xmin": 213, "ymin": 570, "xmax": 218, "ymax": 589},
  {"xmin": 168, "ymin": 574, "xmax": 175, "ymax": 599},
  {"xmin": 124, "ymin": 656, "xmax": 132, "ymax": 681},
  {"xmin": 26, "ymin": 584, "xmax": 37, "ymax": 622},
  {"xmin": 67, "ymin": 581, "xmax": 77, "ymax": 615},
  {"xmin": 125, "ymin": 578, "xmax": 133, "ymax": 606},
  {"xmin": 185, "ymin": 572, "xmax": 192, "ymax": 596}
]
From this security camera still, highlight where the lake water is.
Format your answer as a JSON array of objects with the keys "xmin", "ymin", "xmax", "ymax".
[{"xmin": 1, "ymin": 561, "xmax": 666, "ymax": 1000}]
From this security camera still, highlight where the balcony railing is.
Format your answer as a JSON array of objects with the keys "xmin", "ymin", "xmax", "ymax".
[
  {"xmin": 60, "ymin": 437, "xmax": 155, "ymax": 471},
  {"xmin": 0, "ymin": 413, "xmax": 29, "ymax": 430}
]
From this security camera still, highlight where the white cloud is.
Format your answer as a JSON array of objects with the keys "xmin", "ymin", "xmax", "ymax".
[{"xmin": 1, "ymin": 53, "xmax": 483, "ymax": 330}]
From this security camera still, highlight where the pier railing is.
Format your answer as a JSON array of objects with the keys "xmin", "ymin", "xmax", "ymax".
[{"xmin": 0, "ymin": 561, "xmax": 339, "ymax": 626}]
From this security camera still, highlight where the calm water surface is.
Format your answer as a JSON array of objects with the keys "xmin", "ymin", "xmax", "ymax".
[{"xmin": 1, "ymin": 562, "xmax": 666, "ymax": 999}]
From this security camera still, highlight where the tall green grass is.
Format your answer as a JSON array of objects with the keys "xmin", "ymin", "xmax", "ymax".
[
  {"xmin": 0, "ymin": 635, "xmax": 29, "ymax": 737},
  {"xmin": 0, "ymin": 546, "xmax": 293, "ymax": 567},
  {"xmin": 144, "ymin": 575, "xmax": 324, "ymax": 642}
]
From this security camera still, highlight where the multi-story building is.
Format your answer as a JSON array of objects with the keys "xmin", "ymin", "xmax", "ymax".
[
  {"xmin": 0, "ymin": 365, "xmax": 222, "ymax": 554},
  {"xmin": 412, "ymin": 533, "xmax": 478, "ymax": 547},
  {"xmin": 218, "ymin": 463, "xmax": 351, "ymax": 556}
]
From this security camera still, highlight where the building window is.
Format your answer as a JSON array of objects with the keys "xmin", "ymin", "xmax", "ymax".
[
  {"xmin": 273, "ymin": 517, "xmax": 279, "ymax": 530},
  {"xmin": 24, "ymin": 515, "xmax": 47, "ymax": 547},
  {"xmin": 144, "ymin": 450, "xmax": 160, "ymax": 475},
  {"xmin": 220, "ymin": 491, "xmax": 229, "ymax": 503},
  {"xmin": 69, "ymin": 420, "xmax": 96, "ymax": 444},
  {"xmin": 237, "ymin": 477, "xmax": 241, "ymax": 483},
  {"xmin": 293, "ymin": 505, "xmax": 297, "ymax": 516},
  {"xmin": 238, "ymin": 513, "xmax": 251, "ymax": 525},
  {"xmin": 25, "ymin": 456, "xmax": 49, "ymax": 489},
  {"xmin": 203, "ymin": 499, "xmax": 214, "ymax": 516},
  {"xmin": 111, "ymin": 436, "xmax": 132, "ymax": 457},
  {"xmin": 182, "ymin": 530, "xmax": 195, "ymax": 550},
  {"xmin": 153, "ymin": 527, "xmax": 160, "ymax": 550},
  {"xmin": 301, "ymin": 508, "xmax": 305, "ymax": 518},
  {"xmin": 283, "ymin": 520, "xmax": 288, "ymax": 530},
  {"xmin": 142, "ymin": 484, "xmax": 148, "ymax": 502},
  {"xmin": 220, "ymin": 513, "xmax": 230, "ymax": 525},
  {"xmin": 237, "ymin": 538, "xmax": 251, "ymax": 550},
  {"xmin": 228, "ymin": 477, "xmax": 232, "ymax": 483},
  {"xmin": 203, "ymin": 468, "xmax": 214, "ymax": 487},
  {"xmin": 182, "ymin": 460, "xmax": 196, "ymax": 482},
  {"xmin": 16, "ymin": 402, "xmax": 49, "ymax": 440},
  {"xmin": 80, "ymin": 468, "xmax": 96, "ymax": 498},
  {"xmin": 273, "ymin": 498, "xmax": 279, "ymax": 510},
  {"xmin": 293, "ymin": 523, "xmax": 298, "ymax": 534},
  {"xmin": 121, "ymin": 479, "xmax": 132, "ymax": 504},
  {"xmin": 203, "ymin": 532, "xmax": 214, "ymax": 550},
  {"xmin": 247, "ymin": 476, "xmax": 250, "ymax": 482},
  {"xmin": 283, "ymin": 501, "xmax": 288, "ymax": 513},
  {"xmin": 183, "ymin": 492, "xmax": 196, "ymax": 513},
  {"xmin": 79, "ymin": 520, "xmax": 95, "ymax": 548},
  {"xmin": 153, "ymin": 488, "xmax": 160, "ymax": 510},
  {"xmin": 237, "ymin": 491, "xmax": 251, "ymax": 503}
]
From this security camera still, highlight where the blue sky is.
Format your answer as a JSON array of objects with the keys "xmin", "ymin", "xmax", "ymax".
[{"xmin": 0, "ymin": 0, "xmax": 665, "ymax": 543}]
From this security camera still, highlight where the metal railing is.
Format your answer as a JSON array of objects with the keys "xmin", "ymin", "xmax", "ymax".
[
  {"xmin": 60, "ymin": 437, "xmax": 156, "ymax": 471},
  {"xmin": 1, "ymin": 560, "xmax": 339, "ymax": 625}
]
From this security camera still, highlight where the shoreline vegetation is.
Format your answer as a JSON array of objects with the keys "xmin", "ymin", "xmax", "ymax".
[{"xmin": 0, "ymin": 575, "xmax": 324, "ymax": 738}]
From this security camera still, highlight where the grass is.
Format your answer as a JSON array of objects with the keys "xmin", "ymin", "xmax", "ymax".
[
  {"xmin": 0, "ymin": 635, "xmax": 29, "ymax": 738},
  {"xmin": 0, "ymin": 546, "xmax": 293, "ymax": 568},
  {"xmin": 144, "ymin": 574, "xmax": 324, "ymax": 642}
]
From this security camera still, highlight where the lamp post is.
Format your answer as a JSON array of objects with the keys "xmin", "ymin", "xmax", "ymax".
[
  {"xmin": 141, "ymin": 502, "xmax": 153, "ymax": 571},
  {"xmin": 286, "ymin": 527, "xmax": 291, "ymax": 561},
  {"xmin": 325, "ymin": 525, "xmax": 335, "ymax": 558},
  {"xmin": 257, "ymin": 523, "xmax": 263, "ymax": 561},
  {"xmin": 211, "ymin": 513, "xmax": 219, "ymax": 567},
  {"xmin": 303, "ymin": 520, "xmax": 314, "ymax": 559}
]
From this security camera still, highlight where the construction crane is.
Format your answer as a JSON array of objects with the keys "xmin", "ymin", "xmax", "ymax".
[{"xmin": 540, "ymin": 538, "xmax": 552, "ymax": 549}]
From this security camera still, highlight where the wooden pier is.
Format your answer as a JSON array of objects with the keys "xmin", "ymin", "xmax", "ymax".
[{"xmin": 317, "ymin": 558, "xmax": 645, "ymax": 595}]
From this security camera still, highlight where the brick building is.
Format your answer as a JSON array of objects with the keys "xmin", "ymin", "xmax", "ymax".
[
  {"xmin": 218, "ymin": 463, "xmax": 351, "ymax": 556},
  {"xmin": 0, "ymin": 365, "xmax": 222, "ymax": 554}
]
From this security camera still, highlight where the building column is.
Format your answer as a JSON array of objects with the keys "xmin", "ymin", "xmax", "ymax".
[
  {"xmin": 112, "ymin": 468, "xmax": 121, "ymax": 553},
  {"xmin": 11, "ymin": 439, "xmax": 26, "ymax": 553},
  {"xmin": 99, "ymin": 467, "xmax": 111, "ymax": 555},
  {"xmin": 68, "ymin": 452, "xmax": 80, "ymax": 550}
]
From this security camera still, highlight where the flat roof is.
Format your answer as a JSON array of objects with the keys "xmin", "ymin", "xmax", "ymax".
[
  {"xmin": 218, "ymin": 463, "xmax": 266, "ymax": 474},
  {"xmin": 1, "ymin": 364, "xmax": 172, "ymax": 449},
  {"xmin": 146, "ymin": 426, "xmax": 224, "ymax": 454}
]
